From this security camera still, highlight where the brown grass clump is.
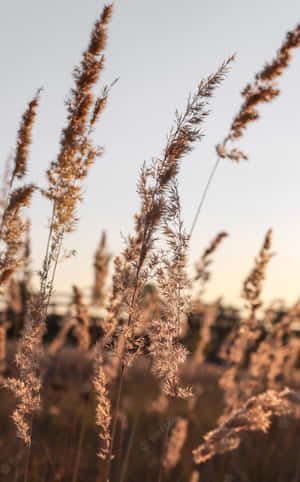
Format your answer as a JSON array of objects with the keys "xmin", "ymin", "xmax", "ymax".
[
  {"xmin": 47, "ymin": 312, "xmax": 76, "ymax": 356},
  {"xmin": 148, "ymin": 181, "xmax": 191, "ymax": 400},
  {"xmin": 22, "ymin": 219, "xmax": 32, "ymax": 292},
  {"xmin": 0, "ymin": 97, "xmax": 39, "ymax": 289},
  {"xmin": 0, "ymin": 91, "xmax": 40, "ymax": 289},
  {"xmin": 242, "ymin": 228, "xmax": 273, "ymax": 319},
  {"xmin": 190, "ymin": 470, "xmax": 200, "ymax": 482},
  {"xmin": 0, "ymin": 186, "xmax": 35, "ymax": 289},
  {"xmin": 192, "ymin": 301, "xmax": 219, "ymax": 366},
  {"xmin": 93, "ymin": 345, "xmax": 112, "ymax": 461},
  {"xmin": 219, "ymin": 229, "xmax": 274, "ymax": 416},
  {"xmin": 72, "ymin": 285, "xmax": 91, "ymax": 351},
  {"xmin": 7, "ymin": 278, "xmax": 22, "ymax": 318},
  {"xmin": 0, "ymin": 316, "xmax": 11, "ymax": 379},
  {"xmin": 194, "ymin": 231, "xmax": 228, "ymax": 297},
  {"xmin": 163, "ymin": 417, "xmax": 188, "ymax": 471},
  {"xmin": 249, "ymin": 297, "xmax": 300, "ymax": 393},
  {"xmin": 92, "ymin": 231, "xmax": 111, "ymax": 307},
  {"xmin": 11, "ymin": 89, "xmax": 41, "ymax": 183},
  {"xmin": 192, "ymin": 388, "xmax": 300, "ymax": 465}
]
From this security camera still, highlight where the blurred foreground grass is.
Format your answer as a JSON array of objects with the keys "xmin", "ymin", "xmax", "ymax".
[{"xmin": 1, "ymin": 343, "xmax": 300, "ymax": 482}]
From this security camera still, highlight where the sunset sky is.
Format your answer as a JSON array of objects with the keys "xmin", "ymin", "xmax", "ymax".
[{"xmin": 1, "ymin": 0, "xmax": 300, "ymax": 308}]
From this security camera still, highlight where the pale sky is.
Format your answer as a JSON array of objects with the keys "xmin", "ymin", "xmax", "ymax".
[{"xmin": 1, "ymin": 0, "xmax": 300, "ymax": 308}]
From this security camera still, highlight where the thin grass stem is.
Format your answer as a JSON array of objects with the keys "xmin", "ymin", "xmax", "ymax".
[{"xmin": 190, "ymin": 157, "xmax": 221, "ymax": 237}]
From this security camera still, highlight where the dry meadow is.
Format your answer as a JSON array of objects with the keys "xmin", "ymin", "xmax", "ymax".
[{"xmin": 1, "ymin": 4, "xmax": 300, "ymax": 482}]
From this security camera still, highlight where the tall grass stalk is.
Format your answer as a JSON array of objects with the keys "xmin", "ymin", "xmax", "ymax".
[
  {"xmin": 102, "ymin": 57, "xmax": 233, "ymax": 481},
  {"xmin": 4, "ymin": 2, "xmax": 114, "ymax": 455},
  {"xmin": 190, "ymin": 22, "xmax": 300, "ymax": 236}
]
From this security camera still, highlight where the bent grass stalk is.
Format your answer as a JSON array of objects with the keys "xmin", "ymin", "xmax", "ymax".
[{"xmin": 190, "ymin": 22, "xmax": 300, "ymax": 236}]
